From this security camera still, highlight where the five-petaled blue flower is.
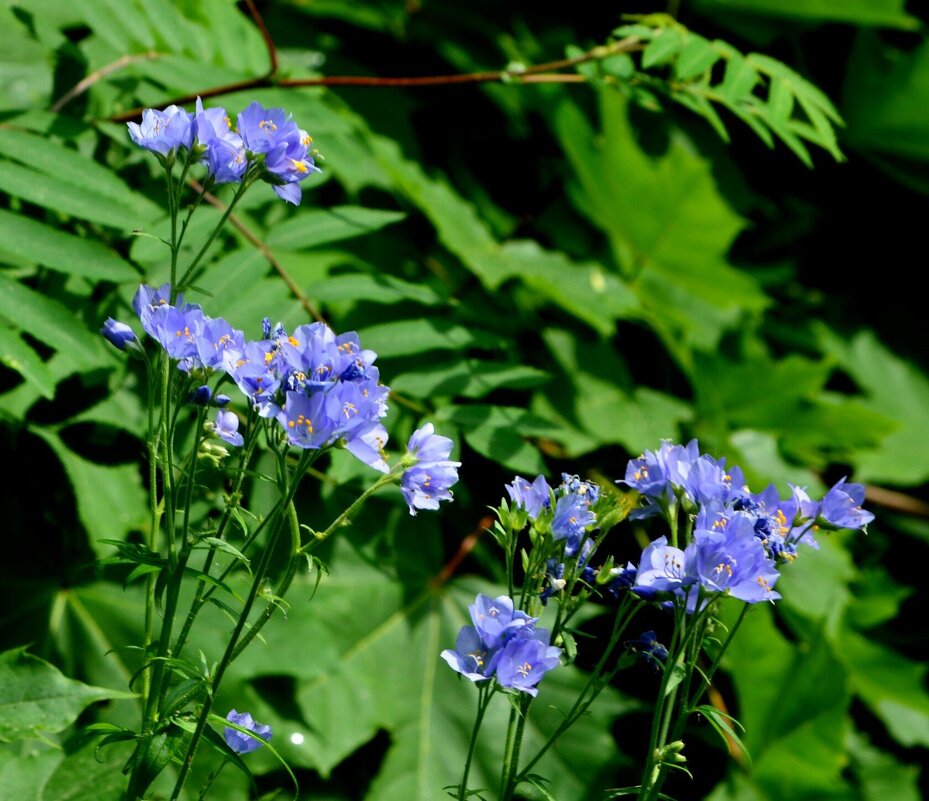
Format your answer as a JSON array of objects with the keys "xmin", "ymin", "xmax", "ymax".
[
  {"xmin": 224, "ymin": 709, "xmax": 272, "ymax": 754},
  {"xmin": 401, "ymin": 423, "xmax": 461, "ymax": 515}
]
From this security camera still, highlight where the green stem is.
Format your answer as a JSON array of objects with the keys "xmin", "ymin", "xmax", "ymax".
[
  {"xmin": 168, "ymin": 450, "xmax": 312, "ymax": 801},
  {"xmin": 499, "ymin": 696, "xmax": 530, "ymax": 801},
  {"xmin": 177, "ymin": 180, "xmax": 249, "ymax": 291},
  {"xmin": 298, "ymin": 463, "xmax": 404, "ymax": 554},
  {"xmin": 459, "ymin": 684, "xmax": 493, "ymax": 799},
  {"xmin": 141, "ymin": 356, "xmax": 160, "ymax": 709},
  {"xmin": 517, "ymin": 596, "xmax": 639, "ymax": 780}
]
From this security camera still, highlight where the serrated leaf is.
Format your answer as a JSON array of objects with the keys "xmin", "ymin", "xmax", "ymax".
[
  {"xmin": 0, "ymin": 326, "xmax": 55, "ymax": 398},
  {"xmin": 0, "ymin": 160, "xmax": 142, "ymax": 230},
  {"xmin": 674, "ymin": 36, "xmax": 720, "ymax": 80},
  {"xmin": 642, "ymin": 30, "xmax": 685, "ymax": 69},
  {"xmin": 0, "ymin": 647, "xmax": 133, "ymax": 743},
  {"xmin": 0, "ymin": 275, "xmax": 103, "ymax": 370},
  {"xmin": 0, "ymin": 209, "xmax": 137, "ymax": 282}
]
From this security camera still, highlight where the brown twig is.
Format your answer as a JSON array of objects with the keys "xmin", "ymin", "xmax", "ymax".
[
  {"xmin": 188, "ymin": 178, "xmax": 325, "ymax": 322},
  {"xmin": 51, "ymin": 51, "xmax": 160, "ymax": 113},
  {"xmin": 864, "ymin": 484, "xmax": 929, "ymax": 519},
  {"xmin": 244, "ymin": 0, "xmax": 279, "ymax": 76},
  {"xmin": 108, "ymin": 37, "xmax": 641, "ymax": 122},
  {"xmin": 431, "ymin": 516, "xmax": 492, "ymax": 589}
]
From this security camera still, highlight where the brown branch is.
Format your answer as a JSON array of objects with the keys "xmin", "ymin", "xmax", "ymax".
[
  {"xmin": 188, "ymin": 178, "xmax": 325, "ymax": 322},
  {"xmin": 431, "ymin": 516, "xmax": 492, "ymax": 589},
  {"xmin": 51, "ymin": 51, "xmax": 160, "ymax": 113},
  {"xmin": 864, "ymin": 484, "xmax": 929, "ymax": 519},
  {"xmin": 108, "ymin": 36, "xmax": 642, "ymax": 123},
  {"xmin": 243, "ymin": 0, "xmax": 279, "ymax": 76}
]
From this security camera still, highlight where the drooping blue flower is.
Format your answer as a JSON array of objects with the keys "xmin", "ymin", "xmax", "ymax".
[
  {"xmin": 819, "ymin": 478, "xmax": 873, "ymax": 530},
  {"xmin": 236, "ymin": 102, "xmax": 320, "ymax": 204},
  {"xmin": 190, "ymin": 385, "xmax": 212, "ymax": 406},
  {"xmin": 127, "ymin": 105, "xmax": 194, "ymax": 157},
  {"xmin": 192, "ymin": 98, "xmax": 247, "ymax": 184},
  {"xmin": 605, "ymin": 562, "xmax": 638, "ymax": 600},
  {"xmin": 101, "ymin": 318, "xmax": 137, "ymax": 351},
  {"xmin": 401, "ymin": 423, "xmax": 461, "ymax": 515},
  {"xmin": 505, "ymin": 475, "xmax": 552, "ymax": 519},
  {"xmin": 494, "ymin": 637, "xmax": 562, "ymax": 697},
  {"xmin": 685, "ymin": 514, "xmax": 780, "ymax": 605},
  {"xmin": 223, "ymin": 709, "xmax": 272, "ymax": 755},
  {"xmin": 213, "ymin": 410, "xmax": 244, "ymax": 447},
  {"xmin": 633, "ymin": 536, "xmax": 693, "ymax": 599},
  {"xmin": 551, "ymin": 492, "xmax": 597, "ymax": 555},
  {"xmin": 440, "ymin": 625, "xmax": 495, "ymax": 682}
]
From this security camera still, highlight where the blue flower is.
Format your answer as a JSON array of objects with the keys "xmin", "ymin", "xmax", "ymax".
[
  {"xmin": 627, "ymin": 630, "xmax": 669, "ymax": 672},
  {"xmin": 223, "ymin": 709, "xmax": 272, "ymax": 755},
  {"xmin": 193, "ymin": 98, "xmax": 247, "ymax": 185},
  {"xmin": 212, "ymin": 410, "xmax": 244, "ymax": 447},
  {"xmin": 441, "ymin": 625, "xmax": 495, "ymax": 682},
  {"xmin": 505, "ymin": 475, "xmax": 552, "ymax": 519},
  {"xmin": 633, "ymin": 536, "xmax": 693, "ymax": 599},
  {"xmin": 101, "ymin": 318, "xmax": 137, "ymax": 351},
  {"xmin": 494, "ymin": 637, "xmax": 562, "ymax": 697},
  {"xmin": 127, "ymin": 106, "xmax": 193, "ymax": 158},
  {"xmin": 401, "ymin": 424, "xmax": 460, "ymax": 515},
  {"xmin": 551, "ymin": 493, "xmax": 596, "ymax": 555},
  {"xmin": 236, "ymin": 102, "xmax": 320, "ymax": 204},
  {"xmin": 190, "ymin": 385, "xmax": 212, "ymax": 406},
  {"xmin": 819, "ymin": 478, "xmax": 873, "ymax": 530}
]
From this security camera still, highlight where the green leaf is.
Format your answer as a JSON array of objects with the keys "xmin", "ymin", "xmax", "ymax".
[
  {"xmin": 392, "ymin": 360, "xmax": 549, "ymax": 400},
  {"xmin": 266, "ymin": 205, "xmax": 406, "ymax": 250},
  {"xmin": 838, "ymin": 632, "xmax": 929, "ymax": 748},
  {"xmin": 310, "ymin": 272, "xmax": 445, "ymax": 307},
  {"xmin": 0, "ymin": 327, "xmax": 55, "ymax": 399},
  {"xmin": 227, "ymin": 545, "xmax": 633, "ymax": 799},
  {"xmin": 0, "ymin": 129, "xmax": 161, "ymax": 222},
  {"xmin": 0, "ymin": 647, "xmax": 133, "ymax": 743},
  {"xmin": 675, "ymin": 35, "xmax": 720, "ymax": 80},
  {"xmin": 642, "ymin": 29, "xmax": 686, "ymax": 69},
  {"xmin": 553, "ymin": 92, "xmax": 765, "ymax": 352},
  {"xmin": 0, "ymin": 275, "xmax": 103, "ymax": 370},
  {"xmin": 0, "ymin": 160, "xmax": 144, "ymax": 230},
  {"xmin": 818, "ymin": 328, "xmax": 929, "ymax": 485},
  {"xmin": 697, "ymin": 704, "xmax": 751, "ymax": 765},
  {"xmin": 36, "ymin": 430, "xmax": 148, "ymax": 556},
  {"xmin": 356, "ymin": 319, "xmax": 504, "ymax": 358},
  {"xmin": 0, "ymin": 210, "xmax": 137, "ymax": 282}
]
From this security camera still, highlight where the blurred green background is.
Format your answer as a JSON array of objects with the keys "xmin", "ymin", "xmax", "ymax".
[{"xmin": 1, "ymin": 1, "xmax": 928, "ymax": 799}]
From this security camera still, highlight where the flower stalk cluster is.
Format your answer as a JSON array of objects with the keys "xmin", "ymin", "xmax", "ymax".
[
  {"xmin": 97, "ymin": 102, "xmax": 459, "ymax": 801},
  {"xmin": 444, "ymin": 442, "xmax": 872, "ymax": 801}
]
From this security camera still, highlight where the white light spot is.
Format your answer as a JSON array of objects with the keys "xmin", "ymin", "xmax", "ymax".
[{"xmin": 290, "ymin": 732, "xmax": 305, "ymax": 745}]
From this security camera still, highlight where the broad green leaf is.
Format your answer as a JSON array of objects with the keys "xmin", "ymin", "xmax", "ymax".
[
  {"xmin": 36, "ymin": 430, "xmax": 148, "ymax": 556},
  {"xmin": 0, "ymin": 647, "xmax": 132, "ymax": 743},
  {"xmin": 0, "ymin": 275, "xmax": 104, "ymax": 370},
  {"xmin": 818, "ymin": 328, "xmax": 929, "ymax": 485},
  {"xmin": 838, "ymin": 633, "xmax": 929, "ymax": 748},
  {"xmin": 0, "ymin": 327, "xmax": 55, "ymax": 399},
  {"xmin": 392, "ymin": 360, "xmax": 549, "ymax": 399},
  {"xmin": 642, "ymin": 29, "xmax": 685, "ymax": 69},
  {"xmin": 498, "ymin": 240, "xmax": 639, "ymax": 335},
  {"xmin": 266, "ymin": 206, "xmax": 406, "ymax": 251},
  {"xmin": 0, "ymin": 130, "xmax": 160, "ymax": 221},
  {"xmin": 847, "ymin": 732, "xmax": 922, "ymax": 801},
  {"xmin": 553, "ymin": 92, "xmax": 765, "ymax": 352},
  {"xmin": 0, "ymin": 160, "xmax": 141, "ymax": 230},
  {"xmin": 370, "ymin": 135, "xmax": 517, "ymax": 289},
  {"xmin": 0, "ymin": 210, "xmax": 137, "ymax": 283},
  {"xmin": 675, "ymin": 35, "xmax": 720, "ymax": 80},
  {"xmin": 228, "ymin": 544, "xmax": 633, "ymax": 799},
  {"xmin": 310, "ymin": 272, "xmax": 445, "ymax": 307},
  {"xmin": 42, "ymin": 740, "xmax": 130, "ymax": 801},
  {"xmin": 0, "ymin": 746, "xmax": 62, "ymax": 801},
  {"xmin": 356, "ymin": 319, "xmax": 504, "ymax": 358}
]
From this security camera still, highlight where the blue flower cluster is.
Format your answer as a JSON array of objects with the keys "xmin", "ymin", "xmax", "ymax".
[
  {"xmin": 442, "ymin": 594, "xmax": 561, "ymax": 696},
  {"xmin": 128, "ymin": 99, "xmax": 320, "ymax": 204},
  {"xmin": 103, "ymin": 284, "xmax": 461, "ymax": 513},
  {"xmin": 506, "ymin": 472, "xmax": 600, "ymax": 556},
  {"xmin": 615, "ymin": 440, "xmax": 874, "ymax": 611}
]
